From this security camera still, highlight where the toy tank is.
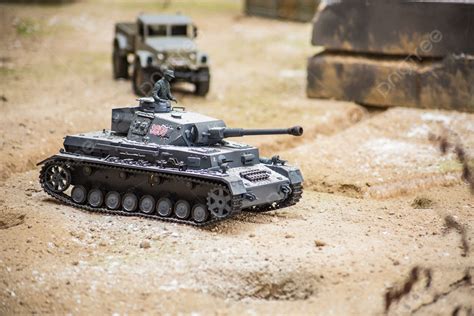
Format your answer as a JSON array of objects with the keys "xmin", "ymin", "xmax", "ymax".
[{"xmin": 38, "ymin": 98, "xmax": 304, "ymax": 226}]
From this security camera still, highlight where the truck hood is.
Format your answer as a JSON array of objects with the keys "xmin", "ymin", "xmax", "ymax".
[{"xmin": 145, "ymin": 37, "xmax": 197, "ymax": 52}]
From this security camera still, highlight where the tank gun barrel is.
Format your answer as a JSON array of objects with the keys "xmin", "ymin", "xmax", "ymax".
[{"xmin": 207, "ymin": 126, "xmax": 303, "ymax": 140}]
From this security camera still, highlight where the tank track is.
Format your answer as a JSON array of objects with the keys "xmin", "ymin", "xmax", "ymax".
[
  {"xmin": 247, "ymin": 183, "xmax": 303, "ymax": 213},
  {"xmin": 39, "ymin": 157, "xmax": 243, "ymax": 227}
]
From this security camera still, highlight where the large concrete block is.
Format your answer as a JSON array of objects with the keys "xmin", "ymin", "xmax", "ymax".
[
  {"xmin": 307, "ymin": 52, "xmax": 474, "ymax": 112},
  {"xmin": 312, "ymin": 1, "xmax": 474, "ymax": 57}
]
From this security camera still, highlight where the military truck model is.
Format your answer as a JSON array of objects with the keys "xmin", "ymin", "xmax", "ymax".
[
  {"xmin": 113, "ymin": 14, "xmax": 210, "ymax": 96},
  {"xmin": 38, "ymin": 98, "xmax": 304, "ymax": 226}
]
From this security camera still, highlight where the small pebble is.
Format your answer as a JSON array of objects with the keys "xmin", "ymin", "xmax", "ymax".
[
  {"xmin": 314, "ymin": 240, "xmax": 326, "ymax": 247},
  {"xmin": 140, "ymin": 241, "xmax": 151, "ymax": 249}
]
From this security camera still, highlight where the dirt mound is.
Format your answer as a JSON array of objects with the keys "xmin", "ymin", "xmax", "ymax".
[
  {"xmin": 206, "ymin": 268, "xmax": 319, "ymax": 301},
  {"xmin": 0, "ymin": 211, "xmax": 26, "ymax": 229},
  {"xmin": 285, "ymin": 107, "xmax": 474, "ymax": 198}
]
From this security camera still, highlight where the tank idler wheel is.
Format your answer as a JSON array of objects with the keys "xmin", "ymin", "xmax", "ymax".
[
  {"xmin": 174, "ymin": 200, "xmax": 191, "ymax": 219},
  {"xmin": 156, "ymin": 198, "xmax": 173, "ymax": 217},
  {"xmin": 192, "ymin": 204, "xmax": 209, "ymax": 223},
  {"xmin": 88, "ymin": 189, "xmax": 104, "ymax": 208},
  {"xmin": 139, "ymin": 195, "xmax": 156, "ymax": 214},
  {"xmin": 105, "ymin": 191, "xmax": 121, "ymax": 210},
  {"xmin": 207, "ymin": 187, "xmax": 232, "ymax": 219},
  {"xmin": 71, "ymin": 185, "xmax": 87, "ymax": 204},
  {"xmin": 44, "ymin": 164, "xmax": 71, "ymax": 193},
  {"xmin": 122, "ymin": 193, "xmax": 138, "ymax": 212}
]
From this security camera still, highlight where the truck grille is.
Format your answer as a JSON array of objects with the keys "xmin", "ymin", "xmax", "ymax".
[
  {"xmin": 240, "ymin": 169, "xmax": 270, "ymax": 182},
  {"xmin": 168, "ymin": 57, "xmax": 187, "ymax": 67}
]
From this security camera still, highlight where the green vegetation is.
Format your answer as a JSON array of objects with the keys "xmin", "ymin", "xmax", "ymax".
[
  {"xmin": 15, "ymin": 17, "xmax": 41, "ymax": 36},
  {"xmin": 439, "ymin": 158, "xmax": 474, "ymax": 174},
  {"xmin": 14, "ymin": 16, "xmax": 72, "ymax": 37},
  {"xmin": 0, "ymin": 67, "xmax": 16, "ymax": 77}
]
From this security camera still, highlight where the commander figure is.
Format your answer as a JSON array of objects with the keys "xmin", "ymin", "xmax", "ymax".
[{"xmin": 152, "ymin": 69, "xmax": 177, "ymax": 103}]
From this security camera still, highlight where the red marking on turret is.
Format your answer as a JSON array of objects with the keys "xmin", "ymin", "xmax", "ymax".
[{"xmin": 149, "ymin": 124, "xmax": 169, "ymax": 137}]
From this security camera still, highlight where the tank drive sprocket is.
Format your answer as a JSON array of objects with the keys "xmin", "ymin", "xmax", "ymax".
[{"xmin": 207, "ymin": 186, "xmax": 233, "ymax": 219}]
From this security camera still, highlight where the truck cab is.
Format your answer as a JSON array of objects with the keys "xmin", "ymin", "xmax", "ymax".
[{"xmin": 113, "ymin": 14, "xmax": 210, "ymax": 97}]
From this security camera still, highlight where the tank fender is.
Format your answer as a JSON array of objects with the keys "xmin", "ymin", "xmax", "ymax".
[
  {"xmin": 222, "ymin": 177, "xmax": 247, "ymax": 196},
  {"xmin": 266, "ymin": 165, "xmax": 304, "ymax": 184},
  {"xmin": 136, "ymin": 50, "xmax": 155, "ymax": 68},
  {"xmin": 36, "ymin": 155, "xmax": 61, "ymax": 166}
]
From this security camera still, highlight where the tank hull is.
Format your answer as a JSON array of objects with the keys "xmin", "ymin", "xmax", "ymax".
[{"xmin": 39, "ymin": 151, "xmax": 303, "ymax": 226}]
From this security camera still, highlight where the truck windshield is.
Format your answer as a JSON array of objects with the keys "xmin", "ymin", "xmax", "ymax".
[
  {"xmin": 146, "ymin": 24, "xmax": 190, "ymax": 37},
  {"xmin": 148, "ymin": 25, "xmax": 166, "ymax": 36},
  {"xmin": 171, "ymin": 25, "xmax": 188, "ymax": 36}
]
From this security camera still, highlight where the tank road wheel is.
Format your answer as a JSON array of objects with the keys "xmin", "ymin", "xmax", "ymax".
[
  {"xmin": 88, "ymin": 189, "xmax": 104, "ymax": 208},
  {"xmin": 112, "ymin": 43, "xmax": 129, "ymax": 79},
  {"xmin": 174, "ymin": 200, "xmax": 191, "ymax": 219},
  {"xmin": 105, "ymin": 191, "xmax": 121, "ymax": 210},
  {"xmin": 122, "ymin": 193, "xmax": 138, "ymax": 212},
  {"xmin": 156, "ymin": 198, "xmax": 173, "ymax": 217},
  {"xmin": 207, "ymin": 187, "xmax": 232, "ymax": 219},
  {"xmin": 44, "ymin": 164, "xmax": 71, "ymax": 193},
  {"xmin": 192, "ymin": 204, "xmax": 209, "ymax": 223},
  {"xmin": 71, "ymin": 185, "xmax": 87, "ymax": 204},
  {"xmin": 139, "ymin": 195, "xmax": 155, "ymax": 214}
]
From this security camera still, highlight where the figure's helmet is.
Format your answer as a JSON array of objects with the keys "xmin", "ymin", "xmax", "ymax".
[{"xmin": 164, "ymin": 69, "xmax": 175, "ymax": 80}]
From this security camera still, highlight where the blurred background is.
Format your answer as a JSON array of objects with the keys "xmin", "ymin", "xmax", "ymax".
[{"xmin": 1, "ymin": 1, "xmax": 473, "ymax": 315}]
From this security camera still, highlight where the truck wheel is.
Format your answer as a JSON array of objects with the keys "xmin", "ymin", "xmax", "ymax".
[
  {"xmin": 195, "ymin": 68, "xmax": 210, "ymax": 96},
  {"xmin": 112, "ymin": 44, "xmax": 129, "ymax": 79},
  {"xmin": 195, "ymin": 80, "xmax": 210, "ymax": 97},
  {"xmin": 132, "ymin": 59, "xmax": 154, "ymax": 96}
]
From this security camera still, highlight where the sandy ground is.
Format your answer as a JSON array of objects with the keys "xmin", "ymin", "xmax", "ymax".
[{"xmin": 1, "ymin": 1, "xmax": 473, "ymax": 315}]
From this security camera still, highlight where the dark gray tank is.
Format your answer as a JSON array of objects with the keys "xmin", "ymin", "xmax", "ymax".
[{"xmin": 38, "ymin": 98, "xmax": 304, "ymax": 226}]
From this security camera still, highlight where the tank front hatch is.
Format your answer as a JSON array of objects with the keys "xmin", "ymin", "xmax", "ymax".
[{"xmin": 126, "ymin": 109, "xmax": 225, "ymax": 146}]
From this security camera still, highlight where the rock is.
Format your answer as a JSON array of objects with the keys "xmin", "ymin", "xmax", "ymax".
[
  {"xmin": 70, "ymin": 231, "xmax": 85, "ymax": 240},
  {"xmin": 0, "ymin": 213, "xmax": 26, "ymax": 230},
  {"xmin": 411, "ymin": 197, "xmax": 434, "ymax": 209},
  {"xmin": 314, "ymin": 240, "xmax": 326, "ymax": 247},
  {"xmin": 139, "ymin": 241, "xmax": 151, "ymax": 249}
]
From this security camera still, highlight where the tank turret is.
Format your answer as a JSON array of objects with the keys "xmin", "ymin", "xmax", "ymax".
[{"xmin": 110, "ymin": 99, "xmax": 303, "ymax": 147}]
